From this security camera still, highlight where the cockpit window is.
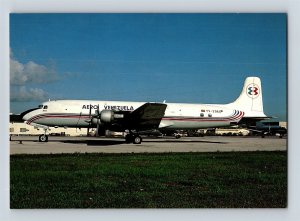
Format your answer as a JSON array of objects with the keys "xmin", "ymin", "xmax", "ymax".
[
  {"xmin": 43, "ymin": 105, "xmax": 48, "ymax": 109},
  {"xmin": 38, "ymin": 105, "xmax": 43, "ymax": 109}
]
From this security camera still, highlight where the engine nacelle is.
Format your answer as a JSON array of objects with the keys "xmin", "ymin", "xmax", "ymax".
[
  {"xmin": 100, "ymin": 110, "xmax": 114, "ymax": 123},
  {"xmin": 91, "ymin": 110, "xmax": 124, "ymax": 125}
]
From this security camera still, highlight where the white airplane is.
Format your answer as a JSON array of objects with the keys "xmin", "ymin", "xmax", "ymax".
[{"xmin": 21, "ymin": 77, "xmax": 267, "ymax": 144}]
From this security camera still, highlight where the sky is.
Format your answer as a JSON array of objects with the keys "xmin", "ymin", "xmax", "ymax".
[{"xmin": 10, "ymin": 13, "xmax": 287, "ymax": 120}]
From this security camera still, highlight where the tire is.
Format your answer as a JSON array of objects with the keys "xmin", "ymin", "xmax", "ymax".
[
  {"xmin": 175, "ymin": 134, "xmax": 181, "ymax": 139},
  {"xmin": 133, "ymin": 135, "xmax": 142, "ymax": 144},
  {"xmin": 39, "ymin": 135, "xmax": 48, "ymax": 142}
]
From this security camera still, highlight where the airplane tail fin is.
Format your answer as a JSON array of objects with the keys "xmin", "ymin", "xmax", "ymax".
[{"xmin": 226, "ymin": 77, "xmax": 267, "ymax": 118}]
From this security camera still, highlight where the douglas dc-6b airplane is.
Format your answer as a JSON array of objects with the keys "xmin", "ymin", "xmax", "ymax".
[{"xmin": 21, "ymin": 77, "xmax": 268, "ymax": 144}]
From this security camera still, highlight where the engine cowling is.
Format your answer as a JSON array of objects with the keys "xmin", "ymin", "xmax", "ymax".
[
  {"xmin": 100, "ymin": 110, "xmax": 114, "ymax": 123},
  {"xmin": 91, "ymin": 110, "xmax": 124, "ymax": 125}
]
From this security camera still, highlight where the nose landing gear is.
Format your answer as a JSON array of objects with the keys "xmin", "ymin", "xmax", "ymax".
[
  {"xmin": 39, "ymin": 128, "xmax": 49, "ymax": 142},
  {"xmin": 39, "ymin": 134, "xmax": 48, "ymax": 142}
]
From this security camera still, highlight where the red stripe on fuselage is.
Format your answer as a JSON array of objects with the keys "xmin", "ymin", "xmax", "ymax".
[
  {"xmin": 162, "ymin": 111, "xmax": 244, "ymax": 122},
  {"xmin": 27, "ymin": 111, "xmax": 245, "ymax": 125},
  {"xmin": 27, "ymin": 114, "xmax": 90, "ymax": 125}
]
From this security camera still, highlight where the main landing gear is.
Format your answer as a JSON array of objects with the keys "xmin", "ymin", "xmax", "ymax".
[{"xmin": 125, "ymin": 133, "xmax": 142, "ymax": 144}]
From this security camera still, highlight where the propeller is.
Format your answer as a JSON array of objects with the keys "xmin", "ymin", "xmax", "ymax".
[
  {"xmin": 94, "ymin": 106, "xmax": 101, "ymax": 136},
  {"xmin": 86, "ymin": 104, "xmax": 92, "ymax": 136},
  {"xmin": 89, "ymin": 105, "xmax": 120, "ymax": 137}
]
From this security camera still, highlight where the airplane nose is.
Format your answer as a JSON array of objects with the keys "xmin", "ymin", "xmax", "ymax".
[
  {"xmin": 20, "ymin": 108, "xmax": 39, "ymax": 122},
  {"xmin": 22, "ymin": 113, "xmax": 30, "ymax": 121}
]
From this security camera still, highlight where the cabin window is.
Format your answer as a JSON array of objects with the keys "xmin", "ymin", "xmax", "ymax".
[
  {"xmin": 20, "ymin": 128, "xmax": 27, "ymax": 132},
  {"xmin": 10, "ymin": 128, "xmax": 14, "ymax": 132},
  {"xmin": 200, "ymin": 113, "xmax": 204, "ymax": 117},
  {"xmin": 38, "ymin": 105, "xmax": 43, "ymax": 109},
  {"xmin": 208, "ymin": 113, "xmax": 212, "ymax": 117},
  {"xmin": 43, "ymin": 105, "xmax": 48, "ymax": 109}
]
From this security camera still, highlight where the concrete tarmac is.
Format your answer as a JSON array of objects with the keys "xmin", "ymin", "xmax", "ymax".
[{"xmin": 10, "ymin": 136, "xmax": 287, "ymax": 155}]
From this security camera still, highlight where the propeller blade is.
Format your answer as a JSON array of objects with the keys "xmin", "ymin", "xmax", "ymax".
[
  {"xmin": 87, "ymin": 104, "xmax": 92, "ymax": 136},
  {"xmin": 96, "ymin": 118, "xmax": 100, "ymax": 136},
  {"xmin": 89, "ymin": 104, "xmax": 92, "ymax": 116}
]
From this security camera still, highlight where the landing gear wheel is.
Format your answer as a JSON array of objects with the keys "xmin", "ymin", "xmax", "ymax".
[
  {"xmin": 39, "ymin": 134, "xmax": 48, "ymax": 142},
  {"xmin": 175, "ymin": 134, "xmax": 181, "ymax": 139},
  {"xmin": 133, "ymin": 135, "xmax": 142, "ymax": 144}
]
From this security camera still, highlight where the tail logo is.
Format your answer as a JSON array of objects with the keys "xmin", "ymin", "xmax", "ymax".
[{"xmin": 247, "ymin": 83, "xmax": 260, "ymax": 99}]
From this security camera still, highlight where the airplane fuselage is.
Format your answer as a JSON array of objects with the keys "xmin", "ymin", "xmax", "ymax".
[{"xmin": 23, "ymin": 100, "xmax": 244, "ymax": 130}]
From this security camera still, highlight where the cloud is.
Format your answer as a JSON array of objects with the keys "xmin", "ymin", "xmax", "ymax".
[
  {"xmin": 10, "ymin": 86, "xmax": 48, "ymax": 102},
  {"xmin": 10, "ymin": 57, "xmax": 58, "ymax": 85},
  {"xmin": 10, "ymin": 49, "xmax": 60, "ymax": 103}
]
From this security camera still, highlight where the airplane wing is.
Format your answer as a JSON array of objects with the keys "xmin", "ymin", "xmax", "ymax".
[{"xmin": 125, "ymin": 103, "xmax": 167, "ymax": 131}]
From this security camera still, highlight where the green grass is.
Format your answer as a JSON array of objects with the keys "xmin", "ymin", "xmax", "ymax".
[{"xmin": 10, "ymin": 151, "xmax": 287, "ymax": 208}]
